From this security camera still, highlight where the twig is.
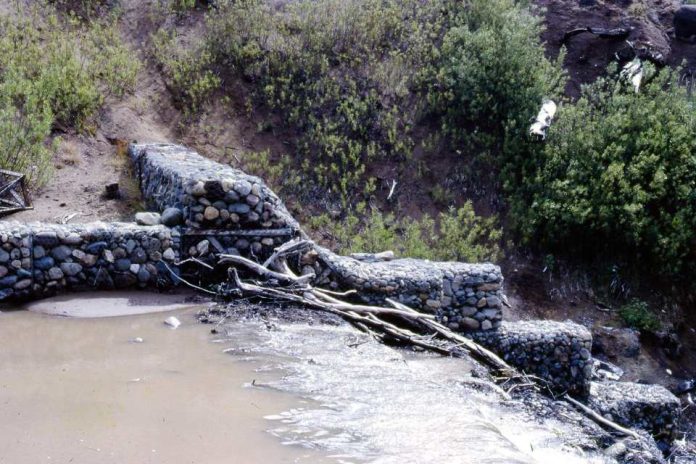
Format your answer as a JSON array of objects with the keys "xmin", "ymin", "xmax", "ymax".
[
  {"xmin": 387, "ymin": 179, "xmax": 397, "ymax": 200},
  {"xmin": 175, "ymin": 256, "xmax": 215, "ymax": 270},
  {"xmin": 161, "ymin": 261, "xmax": 218, "ymax": 295}
]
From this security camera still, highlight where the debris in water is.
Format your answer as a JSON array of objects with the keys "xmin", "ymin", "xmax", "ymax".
[{"xmin": 164, "ymin": 316, "xmax": 181, "ymax": 329}]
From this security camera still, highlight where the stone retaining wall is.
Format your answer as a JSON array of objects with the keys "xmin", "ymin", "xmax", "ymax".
[
  {"xmin": 0, "ymin": 221, "xmax": 181, "ymax": 299},
  {"xmin": 129, "ymin": 143, "xmax": 301, "ymax": 234},
  {"xmin": 588, "ymin": 381, "xmax": 681, "ymax": 436},
  {"xmin": 303, "ymin": 247, "xmax": 504, "ymax": 331},
  {"xmin": 470, "ymin": 320, "xmax": 594, "ymax": 396}
]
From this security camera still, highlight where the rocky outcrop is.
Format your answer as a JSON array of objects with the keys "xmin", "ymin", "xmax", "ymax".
[{"xmin": 675, "ymin": 5, "xmax": 696, "ymax": 42}]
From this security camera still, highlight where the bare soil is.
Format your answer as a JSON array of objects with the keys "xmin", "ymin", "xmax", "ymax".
[{"xmin": 539, "ymin": 0, "xmax": 696, "ymax": 97}]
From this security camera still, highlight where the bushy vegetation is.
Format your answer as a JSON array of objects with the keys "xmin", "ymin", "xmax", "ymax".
[
  {"xmin": 431, "ymin": 0, "xmax": 564, "ymax": 164},
  {"xmin": 619, "ymin": 299, "xmax": 661, "ymax": 332},
  {"xmin": 153, "ymin": 0, "xmax": 563, "ymax": 204},
  {"xmin": 0, "ymin": 7, "xmax": 139, "ymax": 186},
  {"xmin": 154, "ymin": 0, "xmax": 694, "ymax": 294},
  {"xmin": 511, "ymin": 66, "xmax": 696, "ymax": 280},
  {"xmin": 307, "ymin": 202, "xmax": 502, "ymax": 263}
]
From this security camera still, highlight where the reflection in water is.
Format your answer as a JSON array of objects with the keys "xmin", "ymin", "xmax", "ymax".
[{"xmin": 219, "ymin": 322, "xmax": 613, "ymax": 464}]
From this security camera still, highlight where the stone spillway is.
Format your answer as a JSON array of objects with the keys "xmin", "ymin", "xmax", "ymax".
[{"xmin": 0, "ymin": 142, "xmax": 683, "ymax": 427}]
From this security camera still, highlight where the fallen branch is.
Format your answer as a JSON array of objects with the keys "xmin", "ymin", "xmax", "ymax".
[
  {"xmin": 223, "ymin": 256, "xmax": 513, "ymax": 377},
  {"xmin": 564, "ymin": 394, "xmax": 641, "ymax": 439},
  {"xmin": 161, "ymin": 261, "xmax": 218, "ymax": 295},
  {"xmin": 263, "ymin": 239, "xmax": 314, "ymax": 269}
]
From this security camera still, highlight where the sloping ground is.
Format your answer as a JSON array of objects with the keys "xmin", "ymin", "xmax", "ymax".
[{"xmin": 11, "ymin": 0, "xmax": 289, "ymax": 225}]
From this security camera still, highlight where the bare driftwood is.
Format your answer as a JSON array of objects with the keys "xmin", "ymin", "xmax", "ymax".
[
  {"xmin": 564, "ymin": 394, "xmax": 641, "ymax": 439},
  {"xmin": 219, "ymin": 243, "xmax": 514, "ymax": 376},
  {"xmin": 0, "ymin": 169, "xmax": 32, "ymax": 216}
]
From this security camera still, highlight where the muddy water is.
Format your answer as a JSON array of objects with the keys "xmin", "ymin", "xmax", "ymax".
[
  {"xmin": 0, "ymin": 293, "xmax": 612, "ymax": 464},
  {"xmin": 0, "ymin": 297, "xmax": 330, "ymax": 464}
]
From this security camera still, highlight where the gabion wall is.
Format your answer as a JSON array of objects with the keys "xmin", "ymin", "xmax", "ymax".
[{"xmin": 0, "ymin": 221, "xmax": 180, "ymax": 299}]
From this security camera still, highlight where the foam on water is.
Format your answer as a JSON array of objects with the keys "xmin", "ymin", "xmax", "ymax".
[{"xmin": 219, "ymin": 322, "xmax": 614, "ymax": 464}]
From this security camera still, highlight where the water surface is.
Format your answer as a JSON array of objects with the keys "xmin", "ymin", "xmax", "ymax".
[{"xmin": 0, "ymin": 293, "xmax": 612, "ymax": 463}]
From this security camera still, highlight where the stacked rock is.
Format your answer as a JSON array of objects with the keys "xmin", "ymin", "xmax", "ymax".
[
  {"xmin": 0, "ymin": 222, "xmax": 33, "ymax": 300},
  {"xmin": 0, "ymin": 221, "xmax": 180, "ymax": 299},
  {"xmin": 129, "ymin": 143, "xmax": 301, "ymax": 231},
  {"xmin": 470, "ymin": 320, "xmax": 594, "ymax": 395},
  {"xmin": 304, "ymin": 247, "xmax": 503, "ymax": 331},
  {"xmin": 181, "ymin": 232, "xmax": 293, "ymax": 263},
  {"xmin": 589, "ymin": 380, "xmax": 681, "ymax": 436}
]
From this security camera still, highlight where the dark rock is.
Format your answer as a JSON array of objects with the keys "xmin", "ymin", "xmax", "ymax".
[
  {"xmin": 104, "ymin": 182, "xmax": 120, "ymax": 199},
  {"xmin": 16, "ymin": 269, "xmax": 32, "ymax": 279},
  {"xmin": 14, "ymin": 279, "xmax": 31, "ymax": 290},
  {"xmin": 60, "ymin": 262, "xmax": 83, "ymax": 277},
  {"xmin": 130, "ymin": 248, "xmax": 147, "ymax": 264},
  {"xmin": 137, "ymin": 267, "xmax": 151, "ymax": 283},
  {"xmin": 161, "ymin": 207, "xmax": 183, "ymax": 227},
  {"xmin": 656, "ymin": 330, "xmax": 683, "ymax": 359},
  {"xmin": 34, "ymin": 256, "xmax": 55, "ymax": 270},
  {"xmin": 0, "ymin": 276, "xmax": 19, "ymax": 287},
  {"xmin": 229, "ymin": 203, "xmax": 250, "ymax": 214},
  {"xmin": 674, "ymin": 379, "xmax": 695, "ymax": 395},
  {"xmin": 675, "ymin": 5, "xmax": 696, "ymax": 41},
  {"xmin": 34, "ymin": 232, "xmax": 58, "ymax": 247},
  {"xmin": 204, "ymin": 181, "xmax": 225, "ymax": 200},
  {"xmin": 85, "ymin": 241, "xmax": 109, "ymax": 254},
  {"xmin": 33, "ymin": 246, "xmax": 46, "ymax": 259},
  {"xmin": 115, "ymin": 259, "xmax": 132, "ymax": 271},
  {"xmin": 592, "ymin": 326, "xmax": 640, "ymax": 359},
  {"xmin": 51, "ymin": 245, "xmax": 72, "ymax": 261}
]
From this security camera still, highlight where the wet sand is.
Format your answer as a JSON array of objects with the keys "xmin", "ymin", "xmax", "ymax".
[{"xmin": 0, "ymin": 299, "xmax": 330, "ymax": 464}]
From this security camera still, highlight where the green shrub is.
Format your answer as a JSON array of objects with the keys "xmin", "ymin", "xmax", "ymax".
[
  {"xmin": 512, "ymin": 66, "xmax": 696, "ymax": 278},
  {"xmin": 308, "ymin": 201, "xmax": 501, "ymax": 262},
  {"xmin": 0, "ymin": 7, "xmax": 139, "ymax": 186},
  {"xmin": 619, "ymin": 299, "xmax": 661, "ymax": 332},
  {"xmin": 431, "ymin": 0, "xmax": 565, "ymax": 167},
  {"xmin": 153, "ymin": 0, "xmax": 561, "ymax": 206}
]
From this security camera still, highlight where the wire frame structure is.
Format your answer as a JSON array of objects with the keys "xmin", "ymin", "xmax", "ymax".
[{"xmin": 0, "ymin": 169, "xmax": 32, "ymax": 216}]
